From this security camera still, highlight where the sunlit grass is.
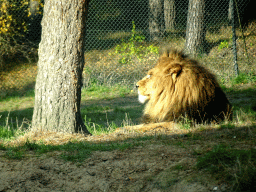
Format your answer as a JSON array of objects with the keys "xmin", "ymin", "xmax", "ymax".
[{"xmin": 82, "ymin": 83, "xmax": 132, "ymax": 99}]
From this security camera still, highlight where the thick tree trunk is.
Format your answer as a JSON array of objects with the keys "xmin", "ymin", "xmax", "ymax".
[
  {"xmin": 185, "ymin": 0, "xmax": 206, "ymax": 57},
  {"xmin": 148, "ymin": 0, "xmax": 164, "ymax": 41},
  {"xmin": 164, "ymin": 0, "xmax": 175, "ymax": 31},
  {"xmin": 32, "ymin": 0, "xmax": 91, "ymax": 135}
]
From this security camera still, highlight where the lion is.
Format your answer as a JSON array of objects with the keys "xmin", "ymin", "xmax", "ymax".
[{"xmin": 136, "ymin": 49, "xmax": 232, "ymax": 124}]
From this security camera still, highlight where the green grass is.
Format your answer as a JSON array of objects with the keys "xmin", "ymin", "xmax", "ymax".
[
  {"xmin": 197, "ymin": 144, "xmax": 256, "ymax": 191},
  {"xmin": 230, "ymin": 72, "xmax": 256, "ymax": 85},
  {"xmin": 1, "ymin": 139, "xmax": 141, "ymax": 162},
  {"xmin": 0, "ymin": 109, "xmax": 34, "ymax": 130},
  {"xmin": 0, "ymin": 82, "xmax": 139, "ymax": 134},
  {"xmin": 0, "ymin": 125, "xmax": 15, "ymax": 139},
  {"xmin": 81, "ymin": 102, "xmax": 142, "ymax": 134},
  {"xmin": 84, "ymin": 115, "xmax": 119, "ymax": 135},
  {"xmin": 82, "ymin": 83, "xmax": 132, "ymax": 99}
]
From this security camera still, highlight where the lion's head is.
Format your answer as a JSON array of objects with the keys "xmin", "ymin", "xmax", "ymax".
[{"xmin": 136, "ymin": 49, "xmax": 232, "ymax": 123}]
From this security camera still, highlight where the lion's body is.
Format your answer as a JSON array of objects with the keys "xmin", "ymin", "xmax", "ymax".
[{"xmin": 136, "ymin": 49, "xmax": 232, "ymax": 123}]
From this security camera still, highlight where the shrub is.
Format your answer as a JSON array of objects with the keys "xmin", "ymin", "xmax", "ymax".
[
  {"xmin": 0, "ymin": 0, "xmax": 43, "ymax": 66},
  {"xmin": 110, "ymin": 21, "xmax": 159, "ymax": 64}
]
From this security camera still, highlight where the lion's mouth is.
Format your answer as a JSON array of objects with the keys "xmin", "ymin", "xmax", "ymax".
[{"xmin": 138, "ymin": 90, "xmax": 149, "ymax": 104}]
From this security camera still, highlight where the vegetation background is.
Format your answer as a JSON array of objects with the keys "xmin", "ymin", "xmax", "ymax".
[{"xmin": 0, "ymin": 0, "xmax": 256, "ymax": 191}]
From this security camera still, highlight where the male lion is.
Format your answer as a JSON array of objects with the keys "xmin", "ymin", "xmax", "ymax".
[{"xmin": 136, "ymin": 49, "xmax": 232, "ymax": 124}]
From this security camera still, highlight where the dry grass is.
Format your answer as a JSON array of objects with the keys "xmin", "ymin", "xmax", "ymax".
[
  {"xmin": 2, "ymin": 118, "xmax": 255, "ymax": 147},
  {"xmin": 83, "ymin": 24, "xmax": 256, "ymax": 90},
  {"xmin": 0, "ymin": 63, "xmax": 37, "ymax": 98}
]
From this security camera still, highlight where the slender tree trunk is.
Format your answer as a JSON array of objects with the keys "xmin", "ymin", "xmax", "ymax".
[
  {"xmin": 32, "ymin": 0, "xmax": 91, "ymax": 135},
  {"xmin": 164, "ymin": 0, "xmax": 175, "ymax": 31},
  {"xmin": 229, "ymin": 0, "xmax": 239, "ymax": 76},
  {"xmin": 28, "ymin": 0, "xmax": 43, "ymax": 41},
  {"xmin": 148, "ymin": 0, "xmax": 164, "ymax": 41},
  {"xmin": 185, "ymin": 0, "xmax": 206, "ymax": 57}
]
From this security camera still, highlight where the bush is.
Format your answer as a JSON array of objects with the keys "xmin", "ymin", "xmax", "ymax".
[
  {"xmin": 110, "ymin": 21, "xmax": 159, "ymax": 64},
  {"xmin": 0, "ymin": 0, "xmax": 43, "ymax": 67}
]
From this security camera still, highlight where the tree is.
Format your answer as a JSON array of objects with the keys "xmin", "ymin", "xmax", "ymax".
[
  {"xmin": 32, "ymin": 0, "xmax": 91, "ymax": 135},
  {"xmin": 148, "ymin": 0, "xmax": 164, "ymax": 41},
  {"xmin": 164, "ymin": 0, "xmax": 176, "ymax": 31},
  {"xmin": 185, "ymin": 0, "xmax": 206, "ymax": 57},
  {"xmin": 27, "ymin": 0, "xmax": 43, "ymax": 41}
]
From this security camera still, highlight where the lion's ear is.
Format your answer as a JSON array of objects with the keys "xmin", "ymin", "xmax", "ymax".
[{"xmin": 167, "ymin": 64, "xmax": 182, "ymax": 81}]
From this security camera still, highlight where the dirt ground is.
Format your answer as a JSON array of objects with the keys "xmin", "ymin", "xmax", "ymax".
[
  {"xmin": 0, "ymin": 123, "xmax": 233, "ymax": 192},
  {"xmin": 0, "ymin": 146, "xmax": 226, "ymax": 192}
]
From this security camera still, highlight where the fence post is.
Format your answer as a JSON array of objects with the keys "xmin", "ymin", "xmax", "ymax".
[{"xmin": 229, "ymin": 0, "xmax": 239, "ymax": 76}]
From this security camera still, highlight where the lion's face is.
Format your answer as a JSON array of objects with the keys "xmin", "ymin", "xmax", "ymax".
[
  {"xmin": 136, "ymin": 58, "xmax": 181, "ymax": 104},
  {"xmin": 136, "ymin": 72, "xmax": 154, "ymax": 104}
]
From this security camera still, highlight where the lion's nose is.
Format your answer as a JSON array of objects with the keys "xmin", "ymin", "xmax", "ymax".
[{"xmin": 136, "ymin": 84, "xmax": 139, "ymax": 88}]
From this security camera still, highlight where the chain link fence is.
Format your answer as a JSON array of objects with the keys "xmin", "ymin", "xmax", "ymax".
[{"xmin": 0, "ymin": 0, "xmax": 256, "ymax": 99}]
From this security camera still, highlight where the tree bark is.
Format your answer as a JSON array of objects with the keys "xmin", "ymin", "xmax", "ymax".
[
  {"xmin": 185, "ymin": 0, "xmax": 206, "ymax": 57},
  {"xmin": 148, "ymin": 0, "xmax": 164, "ymax": 41},
  {"xmin": 32, "ymin": 0, "xmax": 91, "ymax": 135},
  {"xmin": 164, "ymin": 0, "xmax": 175, "ymax": 31}
]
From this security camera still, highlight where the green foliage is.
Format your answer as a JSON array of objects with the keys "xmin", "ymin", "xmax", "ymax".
[
  {"xmin": 84, "ymin": 115, "xmax": 118, "ymax": 135},
  {"xmin": 173, "ymin": 164, "xmax": 184, "ymax": 171},
  {"xmin": 5, "ymin": 148, "xmax": 24, "ymax": 159},
  {"xmin": 0, "ymin": 125, "xmax": 15, "ymax": 139},
  {"xmin": 218, "ymin": 40, "xmax": 230, "ymax": 50},
  {"xmin": 0, "ymin": 0, "xmax": 28, "ymax": 36},
  {"xmin": 219, "ymin": 123, "xmax": 236, "ymax": 129},
  {"xmin": 231, "ymin": 72, "xmax": 256, "ymax": 85},
  {"xmin": 0, "ymin": 0, "xmax": 43, "ymax": 36},
  {"xmin": 218, "ymin": 36, "xmax": 232, "ymax": 51},
  {"xmin": 2, "ymin": 139, "xmax": 139, "ymax": 162},
  {"xmin": 197, "ymin": 144, "xmax": 256, "ymax": 191},
  {"xmin": 179, "ymin": 117, "xmax": 193, "ymax": 129},
  {"xmin": 60, "ymin": 142, "xmax": 139, "ymax": 162},
  {"xmin": 0, "ymin": 0, "xmax": 43, "ymax": 63},
  {"xmin": 111, "ymin": 21, "xmax": 159, "ymax": 64}
]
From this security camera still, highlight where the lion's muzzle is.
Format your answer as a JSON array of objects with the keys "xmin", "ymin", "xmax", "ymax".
[{"xmin": 137, "ymin": 89, "xmax": 149, "ymax": 104}]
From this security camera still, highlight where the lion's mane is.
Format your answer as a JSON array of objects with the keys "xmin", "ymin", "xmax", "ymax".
[{"xmin": 136, "ymin": 49, "xmax": 232, "ymax": 123}]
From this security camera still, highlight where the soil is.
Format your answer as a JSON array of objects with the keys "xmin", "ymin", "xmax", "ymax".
[
  {"xmin": 0, "ymin": 146, "xmax": 223, "ymax": 192},
  {"xmin": 0, "ymin": 123, "xmax": 231, "ymax": 192}
]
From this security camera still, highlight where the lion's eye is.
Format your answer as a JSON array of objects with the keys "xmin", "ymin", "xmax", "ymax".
[{"xmin": 147, "ymin": 75, "xmax": 151, "ymax": 79}]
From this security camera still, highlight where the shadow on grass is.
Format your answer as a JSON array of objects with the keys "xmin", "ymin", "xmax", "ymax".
[
  {"xmin": 0, "ymin": 107, "xmax": 34, "ymax": 130},
  {"xmin": 0, "ymin": 95, "xmax": 142, "ymax": 131},
  {"xmin": 225, "ymin": 85, "xmax": 256, "ymax": 113},
  {"xmin": 0, "ymin": 83, "xmax": 35, "ymax": 102},
  {"xmin": 0, "ymin": 85, "xmax": 255, "ymax": 132},
  {"xmin": 80, "ymin": 95, "xmax": 143, "ymax": 128}
]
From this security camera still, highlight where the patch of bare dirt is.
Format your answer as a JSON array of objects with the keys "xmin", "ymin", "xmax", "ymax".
[
  {"xmin": 0, "ymin": 146, "xmax": 226, "ymax": 192},
  {"xmin": 1, "ymin": 123, "xmax": 249, "ymax": 192}
]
